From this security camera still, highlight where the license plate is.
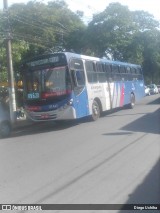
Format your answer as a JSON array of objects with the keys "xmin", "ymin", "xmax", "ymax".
[{"xmin": 41, "ymin": 114, "xmax": 49, "ymax": 119}]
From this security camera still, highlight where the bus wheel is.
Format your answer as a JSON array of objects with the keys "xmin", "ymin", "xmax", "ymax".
[
  {"xmin": 91, "ymin": 100, "xmax": 100, "ymax": 121},
  {"xmin": 129, "ymin": 94, "xmax": 135, "ymax": 109}
]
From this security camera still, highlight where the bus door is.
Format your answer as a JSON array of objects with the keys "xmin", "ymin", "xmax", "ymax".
[
  {"xmin": 96, "ymin": 62, "xmax": 111, "ymax": 111},
  {"xmin": 104, "ymin": 63, "xmax": 113, "ymax": 109},
  {"xmin": 70, "ymin": 59, "xmax": 89, "ymax": 118}
]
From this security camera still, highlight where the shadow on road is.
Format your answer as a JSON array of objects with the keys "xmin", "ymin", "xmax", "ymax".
[
  {"xmin": 120, "ymin": 108, "xmax": 160, "ymax": 135},
  {"xmin": 10, "ymin": 118, "xmax": 89, "ymax": 138},
  {"xmin": 11, "ymin": 121, "xmax": 77, "ymax": 137},
  {"xmin": 118, "ymin": 159, "xmax": 160, "ymax": 213},
  {"xmin": 147, "ymin": 96, "xmax": 160, "ymax": 105},
  {"xmin": 6, "ymin": 96, "xmax": 160, "ymax": 138}
]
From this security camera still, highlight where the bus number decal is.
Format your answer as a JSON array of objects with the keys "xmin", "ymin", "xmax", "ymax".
[{"xmin": 27, "ymin": 92, "xmax": 40, "ymax": 99}]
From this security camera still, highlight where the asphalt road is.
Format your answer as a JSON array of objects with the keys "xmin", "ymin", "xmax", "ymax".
[{"xmin": 0, "ymin": 94, "xmax": 160, "ymax": 213}]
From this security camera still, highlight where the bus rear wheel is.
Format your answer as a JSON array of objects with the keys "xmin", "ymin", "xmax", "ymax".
[
  {"xmin": 91, "ymin": 100, "xmax": 100, "ymax": 121},
  {"xmin": 129, "ymin": 93, "xmax": 135, "ymax": 109}
]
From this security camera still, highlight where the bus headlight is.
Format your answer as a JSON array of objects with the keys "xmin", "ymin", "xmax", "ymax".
[
  {"xmin": 59, "ymin": 99, "xmax": 73, "ymax": 111},
  {"xmin": 59, "ymin": 104, "xmax": 68, "ymax": 111}
]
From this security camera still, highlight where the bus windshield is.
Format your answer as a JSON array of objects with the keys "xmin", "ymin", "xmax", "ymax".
[{"xmin": 25, "ymin": 66, "xmax": 71, "ymax": 100}]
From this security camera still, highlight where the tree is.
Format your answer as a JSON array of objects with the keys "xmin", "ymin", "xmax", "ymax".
[
  {"xmin": 0, "ymin": 0, "xmax": 85, "ymax": 81},
  {"xmin": 0, "ymin": 1, "xmax": 160, "ymax": 84},
  {"xmin": 86, "ymin": 3, "xmax": 135, "ymax": 59},
  {"xmin": 85, "ymin": 2, "xmax": 160, "ymax": 83},
  {"xmin": 130, "ymin": 11, "xmax": 160, "ymax": 83},
  {"xmin": 141, "ymin": 30, "xmax": 160, "ymax": 84}
]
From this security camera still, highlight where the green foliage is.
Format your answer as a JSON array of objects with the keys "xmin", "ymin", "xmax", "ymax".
[
  {"xmin": 86, "ymin": 2, "xmax": 160, "ymax": 83},
  {"xmin": 0, "ymin": 1, "xmax": 160, "ymax": 84},
  {"xmin": 9, "ymin": 0, "xmax": 85, "ymax": 52},
  {"xmin": 86, "ymin": 3, "xmax": 135, "ymax": 58},
  {"xmin": 0, "ymin": 0, "xmax": 85, "ymax": 82},
  {"xmin": 141, "ymin": 30, "xmax": 160, "ymax": 84}
]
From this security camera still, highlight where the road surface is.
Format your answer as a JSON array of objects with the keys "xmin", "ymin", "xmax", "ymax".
[{"xmin": 0, "ymin": 95, "xmax": 160, "ymax": 213}]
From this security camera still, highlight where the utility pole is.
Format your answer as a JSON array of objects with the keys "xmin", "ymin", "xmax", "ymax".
[{"xmin": 3, "ymin": 0, "xmax": 17, "ymax": 124}]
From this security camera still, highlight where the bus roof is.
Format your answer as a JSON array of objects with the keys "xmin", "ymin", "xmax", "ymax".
[
  {"xmin": 63, "ymin": 52, "xmax": 141, "ymax": 68},
  {"xmin": 23, "ymin": 51, "xmax": 141, "ymax": 69}
]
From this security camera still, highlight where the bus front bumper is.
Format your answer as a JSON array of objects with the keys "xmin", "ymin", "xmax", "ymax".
[{"xmin": 25, "ymin": 106, "xmax": 76, "ymax": 122}]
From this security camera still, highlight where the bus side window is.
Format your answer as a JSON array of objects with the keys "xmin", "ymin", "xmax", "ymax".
[
  {"xmin": 85, "ymin": 60, "xmax": 98, "ymax": 83},
  {"xmin": 111, "ymin": 64, "xmax": 120, "ymax": 81},
  {"xmin": 137, "ymin": 68, "xmax": 143, "ymax": 80},
  {"xmin": 104, "ymin": 63, "xmax": 112, "ymax": 82},
  {"xmin": 96, "ymin": 62, "xmax": 107, "ymax": 83},
  {"xmin": 119, "ymin": 66, "xmax": 126, "ymax": 81},
  {"xmin": 131, "ymin": 67, "xmax": 137, "ymax": 81},
  {"xmin": 70, "ymin": 58, "xmax": 85, "ymax": 87},
  {"xmin": 75, "ymin": 70, "xmax": 85, "ymax": 86},
  {"xmin": 134, "ymin": 67, "xmax": 142, "ymax": 80},
  {"xmin": 126, "ymin": 66, "xmax": 131, "ymax": 81}
]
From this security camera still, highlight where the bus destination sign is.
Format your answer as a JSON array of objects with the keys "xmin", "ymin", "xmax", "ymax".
[{"xmin": 27, "ymin": 56, "xmax": 59, "ymax": 67}]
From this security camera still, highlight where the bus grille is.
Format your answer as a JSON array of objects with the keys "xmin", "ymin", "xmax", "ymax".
[{"xmin": 32, "ymin": 113, "xmax": 57, "ymax": 120}]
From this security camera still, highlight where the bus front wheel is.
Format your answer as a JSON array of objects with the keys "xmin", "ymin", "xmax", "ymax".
[{"xmin": 91, "ymin": 100, "xmax": 100, "ymax": 121}]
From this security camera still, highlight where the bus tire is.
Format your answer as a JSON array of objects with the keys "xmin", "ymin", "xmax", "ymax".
[
  {"xmin": 91, "ymin": 100, "xmax": 100, "ymax": 121},
  {"xmin": 129, "ymin": 93, "xmax": 135, "ymax": 109}
]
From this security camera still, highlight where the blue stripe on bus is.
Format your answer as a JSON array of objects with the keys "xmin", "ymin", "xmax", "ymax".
[{"xmin": 71, "ymin": 87, "xmax": 89, "ymax": 119}]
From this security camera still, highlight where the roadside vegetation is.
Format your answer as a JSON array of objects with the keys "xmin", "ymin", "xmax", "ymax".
[{"xmin": 0, "ymin": 0, "xmax": 160, "ymax": 84}]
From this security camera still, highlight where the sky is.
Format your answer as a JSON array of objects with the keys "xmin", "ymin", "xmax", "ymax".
[{"xmin": 0, "ymin": 0, "xmax": 160, "ymax": 23}]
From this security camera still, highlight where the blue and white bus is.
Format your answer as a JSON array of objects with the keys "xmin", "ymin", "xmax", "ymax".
[{"xmin": 22, "ymin": 52, "xmax": 145, "ymax": 121}]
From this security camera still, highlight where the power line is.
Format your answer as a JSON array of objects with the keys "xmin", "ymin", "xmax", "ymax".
[
  {"xmin": 11, "ymin": 16, "xmax": 49, "ymax": 32},
  {"xmin": 1, "ymin": 12, "xmax": 69, "ymax": 49},
  {"xmin": 10, "ymin": 13, "xmax": 69, "ymax": 33},
  {"xmin": 12, "ymin": 32, "xmax": 63, "ymax": 48},
  {"xmin": 9, "ymin": 15, "xmax": 69, "ymax": 46},
  {"xmin": 12, "ymin": 32, "xmax": 52, "ymax": 47},
  {"xmin": 12, "ymin": 34, "xmax": 65, "ymax": 54}
]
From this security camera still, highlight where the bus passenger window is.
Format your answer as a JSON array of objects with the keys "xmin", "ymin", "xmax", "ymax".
[
  {"xmin": 137, "ymin": 68, "xmax": 143, "ymax": 80},
  {"xmin": 105, "ymin": 63, "xmax": 112, "ymax": 82},
  {"xmin": 126, "ymin": 66, "xmax": 132, "ymax": 81},
  {"xmin": 131, "ymin": 67, "xmax": 137, "ymax": 81},
  {"xmin": 96, "ymin": 62, "xmax": 107, "ymax": 83},
  {"xmin": 119, "ymin": 66, "xmax": 126, "ymax": 81},
  {"xmin": 111, "ymin": 65, "xmax": 120, "ymax": 81},
  {"xmin": 70, "ymin": 58, "xmax": 85, "ymax": 87},
  {"xmin": 85, "ymin": 60, "xmax": 97, "ymax": 83},
  {"xmin": 75, "ymin": 70, "xmax": 85, "ymax": 86}
]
